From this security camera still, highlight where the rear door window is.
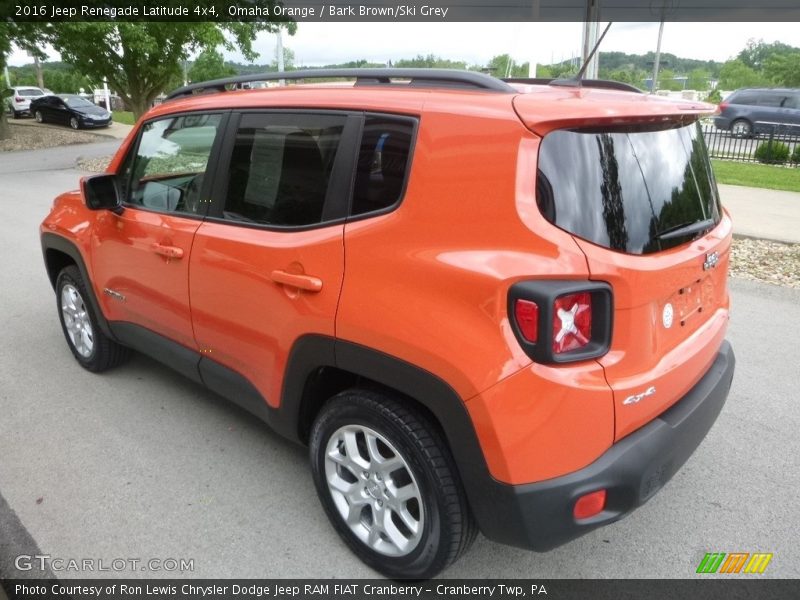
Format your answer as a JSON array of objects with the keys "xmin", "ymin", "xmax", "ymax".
[
  {"xmin": 537, "ymin": 122, "xmax": 721, "ymax": 255},
  {"xmin": 221, "ymin": 113, "xmax": 347, "ymax": 227},
  {"xmin": 351, "ymin": 116, "xmax": 415, "ymax": 216}
]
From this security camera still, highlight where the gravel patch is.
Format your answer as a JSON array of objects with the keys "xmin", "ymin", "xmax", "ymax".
[
  {"xmin": 0, "ymin": 122, "xmax": 105, "ymax": 152},
  {"xmin": 76, "ymin": 155, "xmax": 114, "ymax": 172},
  {"xmin": 731, "ymin": 237, "xmax": 799, "ymax": 289}
]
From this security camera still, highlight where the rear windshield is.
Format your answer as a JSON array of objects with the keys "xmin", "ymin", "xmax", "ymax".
[
  {"xmin": 537, "ymin": 122, "xmax": 721, "ymax": 254},
  {"xmin": 17, "ymin": 89, "xmax": 43, "ymax": 97}
]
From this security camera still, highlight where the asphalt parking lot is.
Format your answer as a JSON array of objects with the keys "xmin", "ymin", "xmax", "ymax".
[{"xmin": 0, "ymin": 141, "xmax": 798, "ymax": 579}]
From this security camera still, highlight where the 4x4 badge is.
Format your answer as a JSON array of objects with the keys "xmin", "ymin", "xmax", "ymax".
[{"xmin": 703, "ymin": 251, "xmax": 720, "ymax": 270}]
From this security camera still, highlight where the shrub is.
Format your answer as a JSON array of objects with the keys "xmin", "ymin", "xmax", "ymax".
[
  {"xmin": 754, "ymin": 141, "xmax": 790, "ymax": 164},
  {"xmin": 705, "ymin": 89, "xmax": 722, "ymax": 105},
  {"xmin": 792, "ymin": 145, "xmax": 800, "ymax": 165}
]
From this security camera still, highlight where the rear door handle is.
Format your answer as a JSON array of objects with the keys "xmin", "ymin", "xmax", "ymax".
[
  {"xmin": 270, "ymin": 270, "xmax": 323, "ymax": 292},
  {"xmin": 151, "ymin": 243, "xmax": 184, "ymax": 259}
]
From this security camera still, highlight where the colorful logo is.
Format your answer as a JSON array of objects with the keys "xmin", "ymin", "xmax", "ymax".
[{"xmin": 696, "ymin": 552, "xmax": 773, "ymax": 574}]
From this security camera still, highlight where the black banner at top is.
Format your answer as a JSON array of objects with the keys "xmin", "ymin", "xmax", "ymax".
[{"xmin": 4, "ymin": 0, "xmax": 800, "ymax": 22}]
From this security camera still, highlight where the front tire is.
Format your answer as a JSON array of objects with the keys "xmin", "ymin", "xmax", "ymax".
[
  {"xmin": 56, "ymin": 265, "xmax": 129, "ymax": 372},
  {"xmin": 69, "ymin": 116, "xmax": 80, "ymax": 130},
  {"xmin": 310, "ymin": 389, "xmax": 476, "ymax": 578}
]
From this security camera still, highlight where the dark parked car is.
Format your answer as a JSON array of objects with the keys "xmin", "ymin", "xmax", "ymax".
[
  {"xmin": 30, "ymin": 94, "xmax": 111, "ymax": 130},
  {"xmin": 714, "ymin": 88, "xmax": 800, "ymax": 137}
]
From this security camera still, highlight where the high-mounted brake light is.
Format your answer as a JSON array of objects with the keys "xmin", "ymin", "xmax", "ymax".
[
  {"xmin": 514, "ymin": 299, "xmax": 539, "ymax": 343},
  {"xmin": 552, "ymin": 292, "xmax": 592, "ymax": 354}
]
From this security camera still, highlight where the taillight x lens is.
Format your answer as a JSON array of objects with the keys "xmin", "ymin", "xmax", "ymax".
[
  {"xmin": 552, "ymin": 292, "xmax": 592, "ymax": 354},
  {"xmin": 514, "ymin": 299, "xmax": 539, "ymax": 343}
]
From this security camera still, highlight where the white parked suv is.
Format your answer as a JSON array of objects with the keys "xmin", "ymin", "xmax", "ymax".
[{"xmin": 6, "ymin": 86, "xmax": 46, "ymax": 118}]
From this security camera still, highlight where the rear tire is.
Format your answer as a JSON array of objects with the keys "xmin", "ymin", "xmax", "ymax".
[
  {"xmin": 309, "ymin": 389, "xmax": 477, "ymax": 578},
  {"xmin": 56, "ymin": 265, "xmax": 129, "ymax": 372},
  {"xmin": 12, "ymin": 109, "xmax": 21, "ymax": 119}
]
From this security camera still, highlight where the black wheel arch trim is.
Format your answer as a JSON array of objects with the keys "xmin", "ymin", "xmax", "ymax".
[
  {"xmin": 278, "ymin": 335, "xmax": 509, "ymax": 542},
  {"xmin": 41, "ymin": 232, "xmax": 115, "ymax": 340}
]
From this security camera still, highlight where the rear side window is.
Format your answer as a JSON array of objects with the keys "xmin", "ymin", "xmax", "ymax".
[
  {"xmin": 351, "ymin": 116, "xmax": 414, "ymax": 216},
  {"xmin": 223, "ymin": 113, "xmax": 347, "ymax": 227},
  {"xmin": 730, "ymin": 91, "xmax": 757, "ymax": 105},
  {"xmin": 537, "ymin": 122, "xmax": 721, "ymax": 255}
]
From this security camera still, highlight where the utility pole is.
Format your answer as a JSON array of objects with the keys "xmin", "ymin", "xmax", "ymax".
[
  {"xmin": 581, "ymin": 0, "xmax": 601, "ymax": 79},
  {"xmin": 276, "ymin": 28, "xmax": 285, "ymax": 86},
  {"xmin": 4, "ymin": 65, "xmax": 11, "ymax": 88},
  {"xmin": 651, "ymin": 20, "xmax": 665, "ymax": 94}
]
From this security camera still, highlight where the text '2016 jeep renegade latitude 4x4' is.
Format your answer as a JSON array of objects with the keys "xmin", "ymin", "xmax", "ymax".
[{"xmin": 41, "ymin": 69, "xmax": 735, "ymax": 578}]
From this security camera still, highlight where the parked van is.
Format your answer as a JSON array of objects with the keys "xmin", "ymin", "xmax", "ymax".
[{"xmin": 715, "ymin": 87, "xmax": 800, "ymax": 136}]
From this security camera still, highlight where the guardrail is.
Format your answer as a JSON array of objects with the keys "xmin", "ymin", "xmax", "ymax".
[{"xmin": 703, "ymin": 122, "xmax": 800, "ymax": 166}]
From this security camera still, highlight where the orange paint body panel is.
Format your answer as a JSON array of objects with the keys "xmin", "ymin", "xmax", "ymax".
[
  {"xmin": 90, "ymin": 209, "xmax": 201, "ymax": 349},
  {"xmin": 189, "ymin": 221, "xmax": 344, "ymax": 408}
]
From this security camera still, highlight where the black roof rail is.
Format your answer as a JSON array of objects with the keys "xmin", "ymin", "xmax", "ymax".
[
  {"xmin": 503, "ymin": 77, "xmax": 644, "ymax": 94},
  {"xmin": 166, "ymin": 68, "xmax": 516, "ymax": 101}
]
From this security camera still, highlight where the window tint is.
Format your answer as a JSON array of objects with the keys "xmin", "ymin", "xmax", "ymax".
[
  {"xmin": 537, "ymin": 122, "xmax": 721, "ymax": 255},
  {"xmin": 757, "ymin": 92, "xmax": 783, "ymax": 107},
  {"xmin": 223, "ymin": 113, "xmax": 347, "ymax": 227},
  {"xmin": 17, "ymin": 88, "xmax": 43, "ymax": 97},
  {"xmin": 127, "ymin": 113, "xmax": 222, "ymax": 215},
  {"xmin": 351, "ymin": 117, "xmax": 414, "ymax": 216},
  {"xmin": 730, "ymin": 91, "xmax": 757, "ymax": 105}
]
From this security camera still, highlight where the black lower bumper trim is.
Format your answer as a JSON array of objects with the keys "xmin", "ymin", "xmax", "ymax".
[{"xmin": 478, "ymin": 340, "xmax": 735, "ymax": 551}]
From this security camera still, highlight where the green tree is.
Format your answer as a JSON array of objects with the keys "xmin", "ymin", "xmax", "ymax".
[
  {"xmin": 188, "ymin": 49, "xmax": 236, "ymax": 83},
  {"xmin": 604, "ymin": 68, "xmax": 646, "ymax": 88},
  {"xmin": 40, "ymin": 17, "xmax": 293, "ymax": 119},
  {"xmin": 486, "ymin": 54, "xmax": 529, "ymax": 78},
  {"xmin": 718, "ymin": 59, "xmax": 768, "ymax": 89},
  {"xmin": 269, "ymin": 47, "xmax": 295, "ymax": 71},
  {"xmin": 764, "ymin": 51, "xmax": 800, "ymax": 87},
  {"xmin": 658, "ymin": 68, "xmax": 683, "ymax": 91},
  {"xmin": 394, "ymin": 54, "xmax": 467, "ymax": 70},
  {"xmin": 686, "ymin": 68, "xmax": 710, "ymax": 91},
  {"xmin": 737, "ymin": 39, "xmax": 796, "ymax": 71}
]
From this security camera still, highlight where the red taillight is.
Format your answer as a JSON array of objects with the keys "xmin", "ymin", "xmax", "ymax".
[
  {"xmin": 552, "ymin": 292, "xmax": 592, "ymax": 354},
  {"xmin": 719, "ymin": 101, "xmax": 729, "ymax": 111},
  {"xmin": 514, "ymin": 299, "xmax": 539, "ymax": 343},
  {"xmin": 15, "ymin": 97, "xmax": 24, "ymax": 102},
  {"xmin": 573, "ymin": 489, "xmax": 607, "ymax": 520}
]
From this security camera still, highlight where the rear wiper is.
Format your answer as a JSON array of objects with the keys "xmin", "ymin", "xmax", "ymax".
[{"xmin": 657, "ymin": 218, "xmax": 715, "ymax": 241}]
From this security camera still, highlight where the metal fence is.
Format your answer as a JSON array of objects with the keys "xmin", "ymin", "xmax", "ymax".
[{"xmin": 702, "ymin": 122, "xmax": 800, "ymax": 166}]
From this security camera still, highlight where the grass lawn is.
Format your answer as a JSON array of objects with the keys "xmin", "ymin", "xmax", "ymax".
[
  {"xmin": 712, "ymin": 160, "xmax": 800, "ymax": 193},
  {"xmin": 112, "ymin": 111, "xmax": 136, "ymax": 125}
]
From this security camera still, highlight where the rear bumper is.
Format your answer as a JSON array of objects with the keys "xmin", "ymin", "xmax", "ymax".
[
  {"xmin": 713, "ymin": 116, "xmax": 731, "ymax": 130},
  {"xmin": 476, "ymin": 340, "xmax": 735, "ymax": 550}
]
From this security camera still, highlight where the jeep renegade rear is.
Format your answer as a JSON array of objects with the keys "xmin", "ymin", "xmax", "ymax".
[{"xmin": 40, "ymin": 69, "xmax": 735, "ymax": 578}]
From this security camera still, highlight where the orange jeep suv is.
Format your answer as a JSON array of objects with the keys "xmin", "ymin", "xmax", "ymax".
[{"xmin": 40, "ymin": 69, "xmax": 735, "ymax": 578}]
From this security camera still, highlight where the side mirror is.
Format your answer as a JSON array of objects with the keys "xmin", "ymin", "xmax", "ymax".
[{"xmin": 81, "ymin": 174, "xmax": 122, "ymax": 212}]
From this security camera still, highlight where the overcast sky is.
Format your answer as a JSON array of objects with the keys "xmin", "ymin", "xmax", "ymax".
[{"xmin": 8, "ymin": 22, "xmax": 800, "ymax": 68}]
